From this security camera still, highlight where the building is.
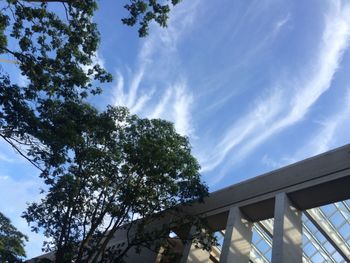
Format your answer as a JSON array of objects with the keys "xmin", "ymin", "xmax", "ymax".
[
  {"xmin": 29, "ymin": 144, "xmax": 350, "ymax": 262},
  {"xmin": 177, "ymin": 144, "xmax": 350, "ymax": 263}
]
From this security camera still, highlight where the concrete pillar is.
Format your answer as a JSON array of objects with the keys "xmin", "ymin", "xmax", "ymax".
[
  {"xmin": 180, "ymin": 226, "xmax": 211, "ymax": 263},
  {"xmin": 272, "ymin": 192, "xmax": 302, "ymax": 263},
  {"xmin": 219, "ymin": 206, "xmax": 253, "ymax": 263}
]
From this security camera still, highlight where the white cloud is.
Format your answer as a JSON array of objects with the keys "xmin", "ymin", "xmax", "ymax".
[
  {"xmin": 173, "ymin": 82, "xmax": 194, "ymax": 136},
  {"xmin": 149, "ymin": 88, "xmax": 173, "ymax": 119},
  {"xmin": 114, "ymin": 73, "xmax": 195, "ymax": 136},
  {"xmin": 113, "ymin": 71, "xmax": 125, "ymax": 106},
  {"xmin": 202, "ymin": 0, "xmax": 350, "ymax": 183},
  {"xmin": 273, "ymin": 13, "xmax": 291, "ymax": 35},
  {"xmin": 112, "ymin": 1, "xmax": 199, "ymax": 136},
  {"xmin": 126, "ymin": 69, "xmax": 144, "ymax": 108},
  {"xmin": 200, "ymin": 88, "xmax": 283, "ymax": 172},
  {"xmin": 278, "ymin": 89, "xmax": 350, "ymax": 165},
  {"xmin": 130, "ymin": 88, "xmax": 155, "ymax": 114}
]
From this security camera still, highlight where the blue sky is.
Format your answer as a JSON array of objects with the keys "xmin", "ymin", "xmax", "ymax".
[{"xmin": 1, "ymin": 0, "xmax": 350, "ymax": 258}]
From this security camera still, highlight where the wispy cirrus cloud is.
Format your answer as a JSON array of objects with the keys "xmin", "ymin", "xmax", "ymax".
[
  {"xmin": 112, "ymin": 0, "xmax": 200, "ymax": 136},
  {"xmin": 114, "ymin": 74, "xmax": 194, "ymax": 136},
  {"xmin": 113, "ymin": 69, "xmax": 155, "ymax": 114},
  {"xmin": 200, "ymin": 88, "xmax": 283, "ymax": 172},
  {"xmin": 201, "ymin": 0, "xmax": 350, "ymax": 184},
  {"xmin": 201, "ymin": 12, "xmax": 292, "ymax": 113},
  {"xmin": 273, "ymin": 89, "xmax": 350, "ymax": 167},
  {"xmin": 172, "ymin": 82, "xmax": 194, "ymax": 136},
  {"xmin": 273, "ymin": 13, "xmax": 291, "ymax": 35},
  {"xmin": 308, "ymin": 93, "xmax": 350, "ymax": 155},
  {"xmin": 149, "ymin": 88, "xmax": 172, "ymax": 119}
]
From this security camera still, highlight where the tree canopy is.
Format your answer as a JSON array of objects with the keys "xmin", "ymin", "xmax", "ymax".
[
  {"xmin": 0, "ymin": 0, "xmax": 215, "ymax": 261},
  {"xmin": 23, "ymin": 106, "xmax": 211, "ymax": 262},
  {"xmin": 0, "ymin": 0, "xmax": 184, "ymax": 173},
  {"xmin": 0, "ymin": 212, "xmax": 28, "ymax": 262}
]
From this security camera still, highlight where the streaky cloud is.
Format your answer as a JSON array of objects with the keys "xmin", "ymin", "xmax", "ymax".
[
  {"xmin": 130, "ymin": 87, "xmax": 155, "ymax": 114},
  {"xmin": 278, "ymin": 88, "xmax": 350, "ymax": 166},
  {"xmin": 200, "ymin": 88, "xmax": 283, "ymax": 172},
  {"xmin": 172, "ymin": 82, "xmax": 194, "ymax": 136},
  {"xmin": 113, "ymin": 69, "xmax": 152, "ymax": 115},
  {"xmin": 203, "ymin": 0, "xmax": 350, "ymax": 184},
  {"xmin": 113, "ymin": 71, "xmax": 125, "ymax": 106},
  {"xmin": 126, "ymin": 69, "xmax": 144, "ymax": 108},
  {"xmin": 111, "ymin": 0, "xmax": 200, "ymax": 136},
  {"xmin": 149, "ymin": 88, "xmax": 173, "ymax": 119},
  {"xmin": 273, "ymin": 13, "xmax": 291, "ymax": 35}
]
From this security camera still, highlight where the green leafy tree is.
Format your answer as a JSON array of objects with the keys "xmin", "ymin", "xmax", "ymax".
[
  {"xmin": 0, "ymin": 0, "xmax": 112, "ymax": 171},
  {"xmin": 0, "ymin": 212, "xmax": 28, "ymax": 262},
  {"xmin": 23, "ymin": 107, "xmax": 214, "ymax": 262},
  {"xmin": 0, "ymin": 0, "xmax": 181, "ymax": 171},
  {"xmin": 0, "ymin": 0, "xmax": 215, "ymax": 261},
  {"xmin": 122, "ymin": 0, "xmax": 182, "ymax": 37}
]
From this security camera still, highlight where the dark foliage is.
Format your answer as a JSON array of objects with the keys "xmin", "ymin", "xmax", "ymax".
[
  {"xmin": 0, "ymin": 1, "xmax": 215, "ymax": 261},
  {"xmin": 0, "ymin": 211, "xmax": 28, "ymax": 262}
]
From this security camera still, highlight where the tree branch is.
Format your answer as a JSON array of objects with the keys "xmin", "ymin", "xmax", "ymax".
[{"xmin": 0, "ymin": 135, "xmax": 43, "ymax": 172}]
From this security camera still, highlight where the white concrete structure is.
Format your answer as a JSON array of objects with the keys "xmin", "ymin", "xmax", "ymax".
[
  {"xmin": 29, "ymin": 144, "xmax": 350, "ymax": 262},
  {"xmin": 178, "ymin": 144, "xmax": 350, "ymax": 263},
  {"xmin": 219, "ymin": 207, "xmax": 252, "ymax": 263},
  {"xmin": 271, "ymin": 193, "xmax": 302, "ymax": 263}
]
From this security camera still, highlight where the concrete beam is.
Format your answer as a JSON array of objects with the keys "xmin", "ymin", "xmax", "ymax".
[
  {"xmin": 219, "ymin": 206, "xmax": 253, "ymax": 263},
  {"xmin": 272, "ymin": 193, "xmax": 302, "ymax": 263},
  {"xmin": 186, "ymin": 144, "xmax": 350, "ymax": 224}
]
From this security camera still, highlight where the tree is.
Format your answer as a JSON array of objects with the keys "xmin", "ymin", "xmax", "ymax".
[
  {"xmin": 0, "ymin": 211, "xmax": 28, "ymax": 262},
  {"xmin": 23, "ymin": 106, "xmax": 214, "ymax": 262},
  {"xmin": 122, "ymin": 0, "xmax": 182, "ymax": 37},
  {"xmin": 0, "ymin": 0, "xmax": 112, "ymax": 172},
  {"xmin": 0, "ymin": 0, "xmax": 182, "ymax": 171},
  {"xmin": 0, "ymin": 0, "xmax": 215, "ymax": 261}
]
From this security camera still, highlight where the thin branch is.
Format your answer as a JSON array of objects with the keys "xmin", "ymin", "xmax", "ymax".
[
  {"xmin": 62, "ymin": 2, "xmax": 69, "ymax": 21},
  {"xmin": 0, "ymin": 135, "xmax": 44, "ymax": 172}
]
